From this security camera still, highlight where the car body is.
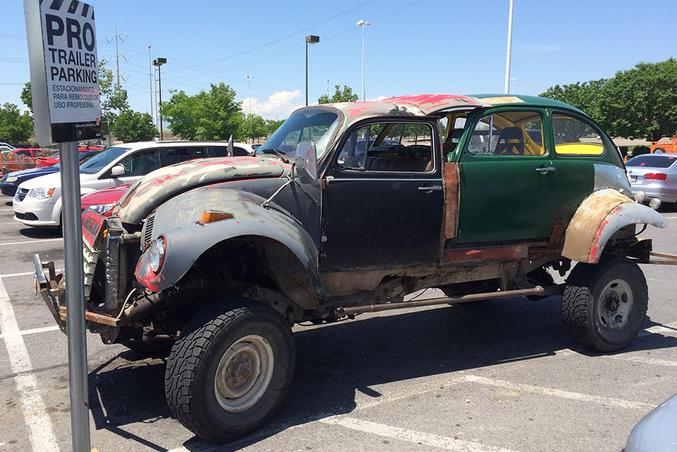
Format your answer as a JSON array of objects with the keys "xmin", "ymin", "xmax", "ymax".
[
  {"xmin": 35, "ymin": 94, "xmax": 667, "ymax": 443},
  {"xmin": 13, "ymin": 141, "xmax": 250, "ymax": 227},
  {"xmin": 650, "ymin": 136, "xmax": 677, "ymax": 154},
  {"xmin": 0, "ymin": 147, "xmax": 51, "ymax": 173},
  {"xmin": 35, "ymin": 146, "xmax": 106, "ymax": 168},
  {"xmin": 0, "ymin": 151, "xmax": 100, "ymax": 197},
  {"xmin": 625, "ymin": 395, "xmax": 677, "ymax": 452},
  {"xmin": 627, "ymin": 154, "xmax": 677, "ymax": 204},
  {"xmin": 80, "ymin": 183, "xmax": 131, "ymax": 216}
]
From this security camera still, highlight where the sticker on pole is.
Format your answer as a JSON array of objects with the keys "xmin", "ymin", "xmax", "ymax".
[{"xmin": 24, "ymin": 0, "xmax": 101, "ymax": 145}]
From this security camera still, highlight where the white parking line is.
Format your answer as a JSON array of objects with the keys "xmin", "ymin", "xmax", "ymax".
[
  {"xmin": 0, "ymin": 277, "xmax": 59, "ymax": 451},
  {"xmin": 0, "ymin": 238, "xmax": 62, "ymax": 246},
  {"xmin": 608, "ymin": 354, "xmax": 677, "ymax": 368},
  {"xmin": 0, "ymin": 272, "xmax": 36, "ymax": 278},
  {"xmin": 0, "ymin": 325, "xmax": 60, "ymax": 340},
  {"xmin": 462, "ymin": 375, "xmax": 653, "ymax": 411},
  {"xmin": 321, "ymin": 416, "xmax": 518, "ymax": 452}
]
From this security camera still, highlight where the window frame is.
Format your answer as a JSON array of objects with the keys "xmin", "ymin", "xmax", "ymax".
[
  {"xmin": 331, "ymin": 118, "xmax": 439, "ymax": 176},
  {"xmin": 107, "ymin": 148, "xmax": 161, "ymax": 178},
  {"xmin": 549, "ymin": 110, "xmax": 612, "ymax": 159},
  {"xmin": 461, "ymin": 107, "xmax": 550, "ymax": 159},
  {"xmin": 158, "ymin": 146, "xmax": 208, "ymax": 166}
]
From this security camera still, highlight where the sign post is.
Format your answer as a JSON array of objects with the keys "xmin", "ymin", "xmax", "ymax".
[{"xmin": 24, "ymin": 1, "xmax": 102, "ymax": 449}]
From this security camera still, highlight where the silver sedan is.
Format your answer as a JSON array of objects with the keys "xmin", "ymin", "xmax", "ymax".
[{"xmin": 627, "ymin": 154, "xmax": 677, "ymax": 204}]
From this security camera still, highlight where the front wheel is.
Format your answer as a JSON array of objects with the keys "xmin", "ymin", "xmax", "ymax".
[
  {"xmin": 561, "ymin": 258, "xmax": 647, "ymax": 352},
  {"xmin": 164, "ymin": 299, "xmax": 295, "ymax": 443}
]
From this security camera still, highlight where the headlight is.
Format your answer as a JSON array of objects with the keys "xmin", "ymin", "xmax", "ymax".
[
  {"xmin": 148, "ymin": 236, "xmax": 166, "ymax": 274},
  {"xmin": 28, "ymin": 187, "xmax": 56, "ymax": 199},
  {"xmin": 88, "ymin": 203, "xmax": 115, "ymax": 214},
  {"xmin": 5, "ymin": 176, "xmax": 17, "ymax": 183}
]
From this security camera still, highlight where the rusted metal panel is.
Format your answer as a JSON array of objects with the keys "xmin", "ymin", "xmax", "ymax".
[
  {"xmin": 442, "ymin": 244, "xmax": 528, "ymax": 262},
  {"xmin": 443, "ymin": 162, "xmax": 460, "ymax": 240},
  {"xmin": 59, "ymin": 306, "xmax": 121, "ymax": 327},
  {"xmin": 562, "ymin": 189, "xmax": 667, "ymax": 263}
]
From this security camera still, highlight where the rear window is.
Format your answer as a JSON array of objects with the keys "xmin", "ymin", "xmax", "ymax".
[{"xmin": 627, "ymin": 155, "xmax": 677, "ymax": 168}]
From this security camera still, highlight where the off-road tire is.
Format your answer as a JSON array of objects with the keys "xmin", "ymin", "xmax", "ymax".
[
  {"xmin": 561, "ymin": 258, "xmax": 647, "ymax": 352},
  {"xmin": 164, "ymin": 299, "xmax": 295, "ymax": 443}
]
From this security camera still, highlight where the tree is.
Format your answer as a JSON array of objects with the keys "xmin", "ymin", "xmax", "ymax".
[
  {"xmin": 265, "ymin": 119, "xmax": 284, "ymax": 136},
  {"xmin": 240, "ymin": 114, "xmax": 267, "ymax": 142},
  {"xmin": 318, "ymin": 84, "xmax": 358, "ymax": 104},
  {"xmin": 162, "ymin": 83, "xmax": 243, "ymax": 140},
  {"xmin": 0, "ymin": 103, "xmax": 34, "ymax": 143},
  {"xmin": 20, "ymin": 82, "xmax": 32, "ymax": 113},
  {"xmin": 540, "ymin": 79, "xmax": 607, "ymax": 119},
  {"xmin": 112, "ymin": 110, "xmax": 157, "ymax": 142},
  {"xmin": 99, "ymin": 60, "xmax": 129, "ymax": 138}
]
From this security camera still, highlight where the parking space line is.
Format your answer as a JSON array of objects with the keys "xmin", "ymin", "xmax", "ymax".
[
  {"xmin": 0, "ymin": 272, "xmax": 36, "ymax": 278},
  {"xmin": 0, "ymin": 325, "xmax": 60, "ymax": 340},
  {"xmin": 607, "ymin": 354, "xmax": 677, "ymax": 368},
  {"xmin": 0, "ymin": 277, "xmax": 59, "ymax": 451},
  {"xmin": 462, "ymin": 375, "xmax": 653, "ymax": 411},
  {"xmin": 0, "ymin": 238, "xmax": 62, "ymax": 246},
  {"xmin": 320, "ymin": 416, "xmax": 518, "ymax": 452}
]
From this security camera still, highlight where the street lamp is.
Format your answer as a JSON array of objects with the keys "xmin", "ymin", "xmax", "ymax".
[
  {"xmin": 504, "ymin": 0, "xmax": 514, "ymax": 94},
  {"xmin": 356, "ymin": 19, "xmax": 370, "ymax": 101},
  {"xmin": 153, "ymin": 57, "xmax": 167, "ymax": 139},
  {"xmin": 305, "ymin": 35, "xmax": 320, "ymax": 106},
  {"xmin": 245, "ymin": 75, "xmax": 253, "ymax": 116}
]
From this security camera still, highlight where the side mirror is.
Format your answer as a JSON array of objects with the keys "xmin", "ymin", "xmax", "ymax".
[
  {"xmin": 110, "ymin": 164, "xmax": 125, "ymax": 177},
  {"xmin": 295, "ymin": 141, "xmax": 318, "ymax": 181}
]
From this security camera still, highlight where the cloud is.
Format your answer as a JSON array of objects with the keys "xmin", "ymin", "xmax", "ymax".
[
  {"xmin": 241, "ymin": 90, "xmax": 303, "ymax": 120},
  {"xmin": 519, "ymin": 44, "xmax": 562, "ymax": 53}
]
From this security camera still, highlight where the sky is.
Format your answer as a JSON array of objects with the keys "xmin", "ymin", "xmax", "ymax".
[{"xmin": 1, "ymin": 0, "xmax": 676, "ymax": 120}]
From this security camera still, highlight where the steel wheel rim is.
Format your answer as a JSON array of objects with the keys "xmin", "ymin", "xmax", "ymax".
[
  {"xmin": 597, "ymin": 279, "xmax": 634, "ymax": 332},
  {"xmin": 214, "ymin": 334, "xmax": 274, "ymax": 413}
]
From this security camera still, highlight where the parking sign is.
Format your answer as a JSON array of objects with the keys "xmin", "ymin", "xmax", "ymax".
[{"xmin": 24, "ymin": 0, "xmax": 101, "ymax": 145}]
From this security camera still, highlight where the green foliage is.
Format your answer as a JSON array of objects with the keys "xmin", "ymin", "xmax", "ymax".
[
  {"xmin": 162, "ymin": 83, "xmax": 243, "ymax": 140},
  {"xmin": 112, "ymin": 110, "xmax": 157, "ymax": 143},
  {"xmin": 0, "ymin": 103, "xmax": 34, "ymax": 143},
  {"xmin": 318, "ymin": 84, "xmax": 358, "ymax": 104},
  {"xmin": 20, "ymin": 82, "xmax": 32, "ymax": 113},
  {"xmin": 99, "ymin": 60, "xmax": 129, "ymax": 136},
  {"xmin": 240, "ymin": 114, "xmax": 267, "ymax": 141},
  {"xmin": 541, "ymin": 58, "xmax": 677, "ymax": 140},
  {"xmin": 265, "ymin": 119, "xmax": 284, "ymax": 136}
]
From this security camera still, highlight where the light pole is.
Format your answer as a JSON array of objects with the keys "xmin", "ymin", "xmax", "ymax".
[
  {"xmin": 305, "ymin": 35, "xmax": 320, "ymax": 106},
  {"xmin": 504, "ymin": 0, "xmax": 514, "ymax": 94},
  {"xmin": 245, "ymin": 75, "xmax": 253, "ymax": 116},
  {"xmin": 356, "ymin": 19, "xmax": 370, "ymax": 101},
  {"xmin": 153, "ymin": 57, "xmax": 167, "ymax": 139}
]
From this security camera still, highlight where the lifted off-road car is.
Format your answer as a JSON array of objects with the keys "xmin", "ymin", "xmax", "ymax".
[{"xmin": 35, "ymin": 94, "xmax": 671, "ymax": 442}]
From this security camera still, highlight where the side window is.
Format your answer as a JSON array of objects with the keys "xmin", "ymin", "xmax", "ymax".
[
  {"xmin": 119, "ymin": 149, "xmax": 161, "ymax": 176},
  {"xmin": 467, "ymin": 111, "xmax": 545, "ymax": 156},
  {"xmin": 159, "ymin": 147, "xmax": 207, "ymax": 166},
  {"xmin": 208, "ymin": 146, "xmax": 227, "ymax": 157},
  {"xmin": 15, "ymin": 150, "xmax": 30, "ymax": 157},
  {"xmin": 552, "ymin": 113, "xmax": 606, "ymax": 156},
  {"xmin": 337, "ymin": 122, "xmax": 434, "ymax": 172},
  {"xmin": 233, "ymin": 146, "xmax": 249, "ymax": 157}
]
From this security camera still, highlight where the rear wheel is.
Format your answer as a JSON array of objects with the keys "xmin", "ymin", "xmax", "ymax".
[
  {"xmin": 561, "ymin": 258, "xmax": 647, "ymax": 352},
  {"xmin": 654, "ymin": 148, "xmax": 665, "ymax": 154},
  {"xmin": 164, "ymin": 299, "xmax": 294, "ymax": 443}
]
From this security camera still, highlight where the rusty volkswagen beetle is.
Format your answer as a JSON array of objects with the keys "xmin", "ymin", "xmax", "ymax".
[{"xmin": 34, "ymin": 94, "xmax": 670, "ymax": 442}]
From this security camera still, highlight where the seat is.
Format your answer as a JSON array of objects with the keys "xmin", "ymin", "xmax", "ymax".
[{"xmin": 494, "ymin": 127, "xmax": 524, "ymax": 155}]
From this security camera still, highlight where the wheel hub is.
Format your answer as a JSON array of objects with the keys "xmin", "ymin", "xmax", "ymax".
[{"xmin": 598, "ymin": 279, "xmax": 633, "ymax": 332}]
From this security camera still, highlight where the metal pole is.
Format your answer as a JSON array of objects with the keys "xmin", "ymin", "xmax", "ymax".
[
  {"xmin": 59, "ymin": 141, "xmax": 90, "ymax": 451},
  {"xmin": 148, "ymin": 45, "xmax": 154, "ymax": 123},
  {"xmin": 504, "ymin": 0, "xmax": 514, "ymax": 94},
  {"xmin": 246, "ymin": 75, "xmax": 253, "ymax": 115},
  {"xmin": 114, "ymin": 23, "xmax": 120, "ymax": 90},
  {"xmin": 360, "ymin": 24, "xmax": 365, "ymax": 101},
  {"xmin": 158, "ymin": 64, "xmax": 163, "ymax": 140},
  {"xmin": 305, "ymin": 41, "xmax": 309, "ymax": 106}
]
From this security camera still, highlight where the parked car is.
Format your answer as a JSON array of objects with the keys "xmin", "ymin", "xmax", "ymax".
[
  {"xmin": 14, "ymin": 141, "xmax": 248, "ymax": 227},
  {"xmin": 80, "ymin": 183, "xmax": 131, "ymax": 215},
  {"xmin": 650, "ymin": 136, "xmax": 677, "ymax": 154},
  {"xmin": 0, "ymin": 147, "xmax": 51, "ymax": 173},
  {"xmin": 627, "ymin": 154, "xmax": 677, "ymax": 205},
  {"xmin": 34, "ymin": 146, "xmax": 104, "ymax": 168},
  {"xmin": 35, "ymin": 94, "xmax": 667, "ymax": 443},
  {"xmin": 625, "ymin": 395, "xmax": 677, "ymax": 452},
  {"xmin": 0, "ymin": 151, "xmax": 100, "ymax": 197}
]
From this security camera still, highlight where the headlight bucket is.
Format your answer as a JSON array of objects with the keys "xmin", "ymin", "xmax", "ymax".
[
  {"xmin": 28, "ymin": 187, "xmax": 56, "ymax": 199},
  {"xmin": 148, "ymin": 236, "xmax": 166, "ymax": 274},
  {"xmin": 6, "ymin": 176, "xmax": 18, "ymax": 183}
]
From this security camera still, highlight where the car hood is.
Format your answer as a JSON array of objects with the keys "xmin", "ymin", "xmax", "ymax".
[
  {"xmin": 18, "ymin": 171, "xmax": 63, "ymax": 190},
  {"xmin": 117, "ymin": 156, "xmax": 288, "ymax": 224},
  {"xmin": 81, "ymin": 184, "xmax": 131, "ymax": 208},
  {"xmin": 5, "ymin": 166, "xmax": 57, "ymax": 179}
]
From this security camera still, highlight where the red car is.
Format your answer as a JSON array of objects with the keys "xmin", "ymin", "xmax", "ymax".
[
  {"xmin": 35, "ymin": 146, "xmax": 104, "ymax": 168},
  {"xmin": 80, "ymin": 183, "xmax": 130, "ymax": 216},
  {"xmin": 1, "ymin": 147, "xmax": 51, "ymax": 173}
]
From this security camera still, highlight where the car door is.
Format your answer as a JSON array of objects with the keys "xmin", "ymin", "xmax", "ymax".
[
  {"xmin": 106, "ymin": 148, "xmax": 161, "ymax": 188},
  {"xmin": 455, "ymin": 108, "xmax": 555, "ymax": 244},
  {"xmin": 320, "ymin": 119, "xmax": 444, "ymax": 271}
]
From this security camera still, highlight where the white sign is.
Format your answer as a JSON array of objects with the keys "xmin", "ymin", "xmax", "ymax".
[{"xmin": 24, "ymin": 0, "xmax": 101, "ymax": 145}]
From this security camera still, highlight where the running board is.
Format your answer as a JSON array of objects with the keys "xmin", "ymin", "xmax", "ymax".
[{"xmin": 337, "ymin": 286, "xmax": 545, "ymax": 317}]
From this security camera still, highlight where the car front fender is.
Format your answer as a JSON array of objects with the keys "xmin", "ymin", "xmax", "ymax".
[
  {"xmin": 562, "ymin": 188, "xmax": 667, "ymax": 263},
  {"xmin": 134, "ymin": 186, "xmax": 325, "ymax": 302}
]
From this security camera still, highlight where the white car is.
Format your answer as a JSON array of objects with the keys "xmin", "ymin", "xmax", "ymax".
[{"xmin": 13, "ymin": 140, "xmax": 254, "ymax": 227}]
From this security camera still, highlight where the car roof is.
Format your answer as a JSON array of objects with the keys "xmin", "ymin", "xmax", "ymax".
[{"xmin": 119, "ymin": 141, "xmax": 252, "ymax": 150}]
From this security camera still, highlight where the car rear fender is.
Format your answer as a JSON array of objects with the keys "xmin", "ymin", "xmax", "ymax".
[{"xmin": 562, "ymin": 188, "xmax": 667, "ymax": 263}]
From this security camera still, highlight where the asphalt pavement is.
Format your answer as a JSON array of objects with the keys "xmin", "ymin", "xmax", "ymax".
[{"xmin": 0, "ymin": 193, "xmax": 676, "ymax": 451}]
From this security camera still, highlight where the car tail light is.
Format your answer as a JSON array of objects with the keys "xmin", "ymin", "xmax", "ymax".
[{"xmin": 644, "ymin": 173, "xmax": 667, "ymax": 180}]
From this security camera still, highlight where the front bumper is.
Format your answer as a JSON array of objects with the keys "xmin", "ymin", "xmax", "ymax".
[
  {"xmin": 630, "ymin": 182, "xmax": 677, "ymax": 204},
  {"xmin": 0, "ymin": 183, "xmax": 17, "ymax": 196},
  {"xmin": 13, "ymin": 194, "xmax": 59, "ymax": 226}
]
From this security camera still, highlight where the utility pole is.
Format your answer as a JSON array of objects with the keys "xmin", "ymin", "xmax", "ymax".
[
  {"xmin": 305, "ymin": 35, "xmax": 320, "ymax": 106},
  {"xmin": 106, "ymin": 24, "xmax": 126, "ymax": 90},
  {"xmin": 148, "ymin": 45, "xmax": 154, "ymax": 123},
  {"xmin": 504, "ymin": 0, "xmax": 514, "ymax": 94},
  {"xmin": 356, "ymin": 19, "xmax": 370, "ymax": 101},
  {"xmin": 245, "ymin": 75, "xmax": 253, "ymax": 116},
  {"xmin": 153, "ymin": 58, "xmax": 167, "ymax": 140}
]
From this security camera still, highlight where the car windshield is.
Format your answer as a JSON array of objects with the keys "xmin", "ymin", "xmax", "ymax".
[
  {"xmin": 256, "ymin": 108, "xmax": 340, "ymax": 160},
  {"xmin": 627, "ymin": 155, "xmax": 677, "ymax": 168},
  {"xmin": 79, "ymin": 147, "xmax": 128, "ymax": 174}
]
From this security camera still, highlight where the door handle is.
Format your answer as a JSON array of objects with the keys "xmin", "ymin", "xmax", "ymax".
[
  {"xmin": 418, "ymin": 185, "xmax": 443, "ymax": 192},
  {"xmin": 535, "ymin": 166, "xmax": 555, "ymax": 174}
]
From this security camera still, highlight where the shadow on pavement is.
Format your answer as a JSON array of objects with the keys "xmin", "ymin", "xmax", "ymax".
[
  {"xmin": 19, "ymin": 227, "xmax": 62, "ymax": 239},
  {"xmin": 87, "ymin": 296, "xmax": 677, "ymax": 451}
]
